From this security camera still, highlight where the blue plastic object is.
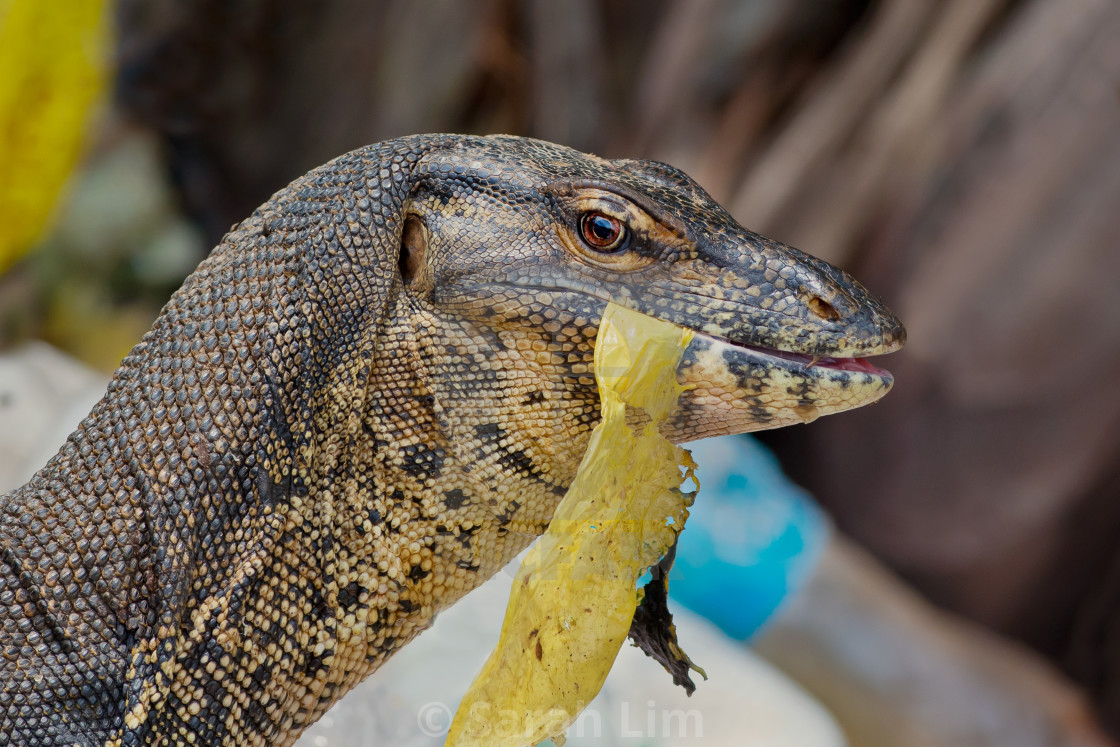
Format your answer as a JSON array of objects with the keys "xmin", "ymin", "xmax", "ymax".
[{"xmin": 669, "ymin": 435, "xmax": 829, "ymax": 640}]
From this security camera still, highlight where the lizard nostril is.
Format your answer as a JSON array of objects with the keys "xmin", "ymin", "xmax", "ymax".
[{"xmin": 808, "ymin": 296, "xmax": 841, "ymax": 321}]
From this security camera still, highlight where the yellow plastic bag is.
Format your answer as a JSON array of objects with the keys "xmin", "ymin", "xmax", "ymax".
[
  {"xmin": 0, "ymin": 0, "xmax": 108, "ymax": 273},
  {"xmin": 447, "ymin": 302, "xmax": 697, "ymax": 747}
]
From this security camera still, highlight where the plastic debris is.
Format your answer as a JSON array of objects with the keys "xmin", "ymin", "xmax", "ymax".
[
  {"xmin": 0, "ymin": 0, "xmax": 108, "ymax": 273},
  {"xmin": 446, "ymin": 302, "xmax": 698, "ymax": 747}
]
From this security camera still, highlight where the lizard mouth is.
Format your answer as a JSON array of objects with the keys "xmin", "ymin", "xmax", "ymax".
[
  {"xmin": 665, "ymin": 332, "xmax": 896, "ymax": 442},
  {"xmin": 738, "ymin": 343, "xmax": 892, "ymax": 377},
  {"xmin": 700, "ymin": 328, "xmax": 894, "ymax": 378}
]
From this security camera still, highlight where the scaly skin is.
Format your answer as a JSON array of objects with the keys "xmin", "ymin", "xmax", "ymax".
[{"xmin": 0, "ymin": 134, "xmax": 904, "ymax": 746}]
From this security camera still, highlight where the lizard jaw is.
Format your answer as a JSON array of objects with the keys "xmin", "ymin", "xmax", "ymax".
[{"xmin": 662, "ymin": 332, "xmax": 895, "ymax": 444}]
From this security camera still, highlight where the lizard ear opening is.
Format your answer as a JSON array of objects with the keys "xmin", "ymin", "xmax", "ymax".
[{"xmin": 399, "ymin": 214, "xmax": 428, "ymax": 284}]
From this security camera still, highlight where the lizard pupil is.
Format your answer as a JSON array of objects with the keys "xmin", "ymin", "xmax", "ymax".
[{"xmin": 580, "ymin": 212, "xmax": 627, "ymax": 251}]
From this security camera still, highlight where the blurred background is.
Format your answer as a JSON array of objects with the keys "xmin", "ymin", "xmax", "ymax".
[{"xmin": 1, "ymin": 0, "xmax": 1119, "ymax": 744}]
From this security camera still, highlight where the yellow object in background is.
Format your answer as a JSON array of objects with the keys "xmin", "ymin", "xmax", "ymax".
[
  {"xmin": 0, "ymin": 0, "xmax": 108, "ymax": 274},
  {"xmin": 447, "ymin": 303, "xmax": 697, "ymax": 747}
]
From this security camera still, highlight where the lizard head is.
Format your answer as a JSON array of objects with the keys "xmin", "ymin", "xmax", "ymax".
[{"xmin": 397, "ymin": 135, "xmax": 904, "ymax": 453}]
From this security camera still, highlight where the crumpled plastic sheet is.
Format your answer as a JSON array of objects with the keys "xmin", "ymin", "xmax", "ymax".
[{"xmin": 446, "ymin": 302, "xmax": 698, "ymax": 747}]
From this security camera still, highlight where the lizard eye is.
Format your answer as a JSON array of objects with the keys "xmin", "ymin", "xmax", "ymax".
[{"xmin": 579, "ymin": 211, "xmax": 628, "ymax": 252}]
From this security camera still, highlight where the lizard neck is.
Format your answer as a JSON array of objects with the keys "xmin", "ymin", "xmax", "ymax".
[{"xmin": 139, "ymin": 287, "xmax": 601, "ymax": 743}]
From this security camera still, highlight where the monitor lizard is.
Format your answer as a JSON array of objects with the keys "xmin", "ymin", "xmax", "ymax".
[{"xmin": 0, "ymin": 134, "xmax": 904, "ymax": 746}]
